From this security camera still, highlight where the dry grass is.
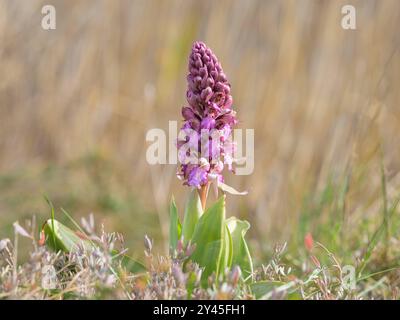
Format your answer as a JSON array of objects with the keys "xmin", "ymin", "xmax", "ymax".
[
  {"xmin": 0, "ymin": 0, "xmax": 400, "ymax": 277},
  {"xmin": 2, "ymin": 217, "xmax": 399, "ymax": 299}
]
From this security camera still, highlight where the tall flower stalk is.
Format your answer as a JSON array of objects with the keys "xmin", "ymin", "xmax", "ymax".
[{"xmin": 170, "ymin": 41, "xmax": 253, "ymax": 285}]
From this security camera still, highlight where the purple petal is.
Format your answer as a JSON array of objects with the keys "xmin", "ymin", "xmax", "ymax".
[{"xmin": 188, "ymin": 167, "xmax": 208, "ymax": 187}]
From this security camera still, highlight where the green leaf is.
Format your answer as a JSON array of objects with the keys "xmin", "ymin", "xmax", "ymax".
[
  {"xmin": 250, "ymin": 281, "xmax": 286, "ymax": 299},
  {"xmin": 43, "ymin": 219, "xmax": 147, "ymax": 273},
  {"xmin": 169, "ymin": 195, "xmax": 181, "ymax": 251},
  {"xmin": 226, "ymin": 217, "xmax": 253, "ymax": 280},
  {"xmin": 42, "ymin": 219, "xmax": 93, "ymax": 253},
  {"xmin": 182, "ymin": 189, "xmax": 203, "ymax": 244},
  {"xmin": 190, "ymin": 195, "xmax": 226, "ymax": 285},
  {"xmin": 220, "ymin": 224, "xmax": 233, "ymax": 272},
  {"xmin": 44, "ymin": 195, "xmax": 57, "ymax": 249},
  {"xmin": 115, "ymin": 252, "xmax": 147, "ymax": 273},
  {"xmin": 186, "ymin": 271, "xmax": 198, "ymax": 299},
  {"xmin": 251, "ymin": 281, "xmax": 298, "ymax": 300}
]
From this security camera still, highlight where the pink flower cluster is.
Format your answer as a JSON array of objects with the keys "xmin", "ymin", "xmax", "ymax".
[{"xmin": 177, "ymin": 42, "xmax": 237, "ymax": 188}]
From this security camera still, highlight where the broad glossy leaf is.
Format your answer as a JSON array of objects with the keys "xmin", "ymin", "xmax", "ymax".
[
  {"xmin": 43, "ymin": 219, "xmax": 147, "ymax": 273},
  {"xmin": 42, "ymin": 219, "xmax": 93, "ymax": 252},
  {"xmin": 226, "ymin": 217, "xmax": 253, "ymax": 280},
  {"xmin": 182, "ymin": 189, "xmax": 203, "ymax": 244},
  {"xmin": 190, "ymin": 195, "xmax": 225, "ymax": 285},
  {"xmin": 169, "ymin": 196, "xmax": 181, "ymax": 251}
]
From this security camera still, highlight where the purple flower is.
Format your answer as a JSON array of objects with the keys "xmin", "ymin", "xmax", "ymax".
[
  {"xmin": 187, "ymin": 166, "xmax": 208, "ymax": 187},
  {"xmin": 200, "ymin": 116, "xmax": 215, "ymax": 130},
  {"xmin": 177, "ymin": 41, "xmax": 238, "ymax": 188}
]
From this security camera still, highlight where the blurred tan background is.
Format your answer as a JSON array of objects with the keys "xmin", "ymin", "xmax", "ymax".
[{"xmin": 0, "ymin": 0, "xmax": 399, "ymax": 258}]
